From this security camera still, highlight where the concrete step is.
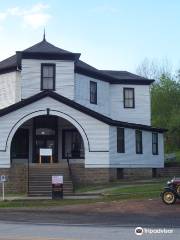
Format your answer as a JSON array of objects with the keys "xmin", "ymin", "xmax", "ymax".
[
  {"xmin": 29, "ymin": 180, "xmax": 72, "ymax": 183},
  {"xmin": 29, "ymin": 175, "xmax": 70, "ymax": 178},
  {"xmin": 29, "ymin": 184, "xmax": 73, "ymax": 188},
  {"xmin": 28, "ymin": 193, "xmax": 73, "ymax": 197},
  {"xmin": 28, "ymin": 165, "xmax": 74, "ymax": 196},
  {"xmin": 29, "ymin": 185, "xmax": 73, "ymax": 189},
  {"xmin": 29, "ymin": 172, "xmax": 70, "ymax": 175}
]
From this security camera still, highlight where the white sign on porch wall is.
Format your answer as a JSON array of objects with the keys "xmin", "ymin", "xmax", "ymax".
[{"xmin": 40, "ymin": 148, "xmax": 52, "ymax": 156}]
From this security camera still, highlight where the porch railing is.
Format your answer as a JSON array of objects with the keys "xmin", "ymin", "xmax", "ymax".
[{"xmin": 66, "ymin": 153, "xmax": 75, "ymax": 192}]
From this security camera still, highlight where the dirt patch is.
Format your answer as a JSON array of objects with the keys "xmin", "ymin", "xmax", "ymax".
[
  {"xmin": 3, "ymin": 198, "xmax": 180, "ymax": 216},
  {"xmin": 53, "ymin": 198, "xmax": 180, "ymax": 216}
]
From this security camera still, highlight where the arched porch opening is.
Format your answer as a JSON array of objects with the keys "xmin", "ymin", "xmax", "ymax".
[{"xmin": 10, "ymin": 114, "xmax": 86, "ymax": 165}]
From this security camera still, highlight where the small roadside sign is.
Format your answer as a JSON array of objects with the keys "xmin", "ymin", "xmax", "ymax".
[
  {"xmin": 0, "ymin": 175, "xmax": 7, "ymax": 182},
  {"xmin": 52, "ymin": 175, "xmax": 63, "ymax": 200},
  {"xmin": 0, "ymin": 175, "xmax": 7, "ymax": 201}
]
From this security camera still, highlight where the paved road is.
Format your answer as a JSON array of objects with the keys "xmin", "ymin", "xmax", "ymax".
[
  {"xmin": 0, "ymin": 222, "xmax": 179, "ymax": 240},
  {"xmin": 0, "ymin": 210, "xmax": 179, "ymax": 227},
  {"xmin": 0, "ymin": 199, "xmax": 179, "ymax": 240}
]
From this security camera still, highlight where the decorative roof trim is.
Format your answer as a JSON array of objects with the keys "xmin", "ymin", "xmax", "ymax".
[
  {"xmin": 17, "ymin": 51, "xmax": 81, "ymax": 61},
  {"xmin": 0, "ymin": 91, "xmax": 167, "ymax": 133},
  {"xmin": 0, "ymin": 66, "xmax": 17, "ymax": 74}
]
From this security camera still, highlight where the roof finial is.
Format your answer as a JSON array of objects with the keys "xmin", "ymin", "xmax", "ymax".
[{"xmin": 43, "ymin": 28, "xmax": 46, "ymax": 41}]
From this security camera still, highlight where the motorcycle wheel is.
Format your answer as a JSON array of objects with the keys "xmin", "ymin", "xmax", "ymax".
[{"xmin": 162, "ymin": 190, "xmax": 176, "ymax": 205}]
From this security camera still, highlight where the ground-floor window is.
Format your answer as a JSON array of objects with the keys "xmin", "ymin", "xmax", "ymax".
[
  {"xmin": 135, "ymin": 130, "xmax": 143, "ymax": 154},
  {"xmin": 152, "ymin": 133, "xmax": 158, "ymax": 155},
  {"xmin": 117, "ymin": 128, "xmax": 125, "ymax": 153},
  {"xmin": 11, "ymin": 129, "xmax": 29, "ymax": 159},
  {"xmin": 62, "ymin": 129, "xmax": 84, "ymax": 159}
]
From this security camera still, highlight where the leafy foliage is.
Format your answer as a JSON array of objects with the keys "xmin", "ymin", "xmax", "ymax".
[
  {"xmin": 151, "ymin": 75, "xmax": 180, "ymax": 152},
  {"xmin": 137, "ymin": 59, "xmax": 180, "ymax": 152}
]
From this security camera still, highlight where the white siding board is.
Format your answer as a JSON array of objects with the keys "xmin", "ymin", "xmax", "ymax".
[
  {"xmin": 21, "ymin": 59, "xmax": 74, "ymax": 99},
  {"xmin": 74, "ymin": 73, "xmax": 110, "ymax": 116},
  {"xmin": 110, "ymin": 84, "xmax": 151, "ymax": 125},
  {"xmin": 0, "ymin": 97, "xmax": 110, "ymax": 168},
  {"xmin": 0, "ymin": 72, "xmax": 21, "ymax": 109},
  {"xmin": 109, "ymin": 126, "xmax": 164, "ymax": 168}
]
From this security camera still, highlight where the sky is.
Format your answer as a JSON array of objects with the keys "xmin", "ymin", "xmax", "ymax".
[{"xmin": 0, "ymin": 0, "xmax": 180, "ymax": 73}]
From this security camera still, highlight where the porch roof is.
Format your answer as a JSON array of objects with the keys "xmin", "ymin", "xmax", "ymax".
[{"xmin": 0, "ymin": 91, "xmax": 167, "ymax": 133}]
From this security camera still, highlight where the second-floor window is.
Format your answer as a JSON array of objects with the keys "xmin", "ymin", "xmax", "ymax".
[
  {"xmin": 90, "ymin": 81, "xmax": 97, "ymax": 104},
  {"xmin": 136, "ymin": 130, "xmax": 143, "ymax": 154},
  {"xmin": 123, "ymin": 88, "xmax": 135, "ymax": 108},
  {"xmin": 41, "ymin": 64, "xmax": 55, "ymax": 90}
]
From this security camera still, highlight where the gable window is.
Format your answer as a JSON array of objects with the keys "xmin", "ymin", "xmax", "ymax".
[
  {"xmin": 117, "ymin": 128, "xmax": 125, "ymax": 153},
  {"xmin": 90, "ymin": 81, "xmax": 97, "ymax": 104},
  {"xmin": 136, "ymin": 130, "xmax": 143, "ymax": 154},
  {"xmin": 152, "ymin": 133, "xmax": 158, "ymax": 155},
  {"xmin": 123, "ymin": 88, "xmax": 135, "ymax": 108},
  {"xmin": 41, "ymin": 64, "xmax": 55, "ymax": 90}
]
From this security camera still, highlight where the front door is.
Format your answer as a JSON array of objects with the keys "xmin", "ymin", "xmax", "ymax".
[
  {"xmin": 35, "ymin": 136, "xmax": 56, "ymax": 163},
  {"xmin": 33, "ymin": 116, "xmax": 58, "ymax": 163}
]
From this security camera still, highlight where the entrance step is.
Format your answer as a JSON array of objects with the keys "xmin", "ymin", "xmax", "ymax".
[{"xmin": 28, "ymin": 164, "xmax": 74, "ymax": 197}]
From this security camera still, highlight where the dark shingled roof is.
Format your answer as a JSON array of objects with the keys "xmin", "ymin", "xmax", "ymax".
[
  {"xmin": 0, "ymin": 55, "xmax": 17, "ymax": 73},
  {"xmin": 23, "ymin": 39, "xmax": 73, "ymax": 54},
  {"xmin": 100, "ymin": 70, "xmax": 147, "ymax": 80},
  {"xmin": 0, "ymin": 38, "xmax": 154, "ymax": 84}
]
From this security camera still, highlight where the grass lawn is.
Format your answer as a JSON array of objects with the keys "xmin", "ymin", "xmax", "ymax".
[
  {"xmin": 0, "ymin": 179, "xmax": 167, "ymax": 208},
  {"xmin": 0, "ymin": 198, "xmax": 101, "ymax": 208},
  {"xmin": 103, "ymin": 182, "xmax": 164, "ymax": 200},
  {"xmin": 76, "ymin": 178, "xmax": 168, "ymax": 193}
]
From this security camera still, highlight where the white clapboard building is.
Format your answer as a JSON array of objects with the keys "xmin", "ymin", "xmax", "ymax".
[{"xmin": 0, "ymin": 36, "xmax": 166, "ymax": 195}]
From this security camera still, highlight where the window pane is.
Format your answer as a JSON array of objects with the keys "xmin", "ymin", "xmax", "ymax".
[
  {"xmin": 41, "ymin": 64, "xmax": 55, "ymax": 90},
  {"xmin": 125, "ymin": 89, "xmax": 132, "ymax": 98},
  {"xmin": 136, "ymin": 130, "xmax": 142, "ymax": 154},
  {"xmin": 152, "ymin": 133, "xmax": 158, "ymax": 155},
  {"xmin": 128, "ymin": 89, "xmax": 133, "ymax": 98},
  {"xmin": 90, "ymin": 81, "xmax": 97, "ymax": 104},
  {"xmin": 124, "ymin": 88, "xmax": 134, "ymax": 108},
  {"xmin": 43, "ymin": 66, "xmax": 53, "ymax": 77},
  {"xmin": 117, "ymin": 128, "xmax": 125, "ymax": 153},
  {"xmin": 42, "ymin": 77, "xmax": 49, "ymax": 89},
  {"xmin": 125, "ymin": 99, "xmax": 133, "ymax": 108},
  {"xmin": 47, "ymin": 78, "xmax": 53, "ymax": 89}
]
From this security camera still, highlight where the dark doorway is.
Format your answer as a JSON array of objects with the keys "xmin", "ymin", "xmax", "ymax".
[
  {"xmin": 62, "ymin": 129, "xmax": 84, "ymax": 159},
  {"xmin": 11, "ymin": 128, "xmax": 29, "ymax": 160},
  {"xmin": 33, "ymin": 116, "xmax": 58, "ymax": 163}
]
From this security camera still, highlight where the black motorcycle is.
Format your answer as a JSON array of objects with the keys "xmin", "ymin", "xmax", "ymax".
[{"xmin": 161, "ymin": 177, "xmax": 180, "ymax": 204}]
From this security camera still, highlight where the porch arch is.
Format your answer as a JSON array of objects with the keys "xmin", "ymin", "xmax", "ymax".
[{"xmin": 5, "ymin": 109, "xmax": 89, "ymax": 160}]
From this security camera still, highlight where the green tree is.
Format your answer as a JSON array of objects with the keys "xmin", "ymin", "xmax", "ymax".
[
  {"xmin": 137, "ymin": 59, "xmax": 180, "ymax": 152},
  {"xmin": 151, "ymin": 75, "xmax": 180, "ymax": 152}
]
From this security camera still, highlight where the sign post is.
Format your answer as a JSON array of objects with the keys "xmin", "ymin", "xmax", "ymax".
[
  {"xmin": 52, "ymin": 175, "xmax": 63, "ymax": 199},
  {"xmin": 0, "ymin": 175, "xmax": 7, "ymax": 201}
]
